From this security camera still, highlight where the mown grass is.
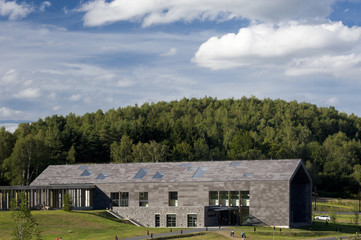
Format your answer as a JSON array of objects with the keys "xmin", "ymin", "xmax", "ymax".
[
  {"xmin": 2, "ymin": 199, "xmax": 361, "ymax": 240},
  {"xmin": 0, "ymin": 210, "xmax": 184, "ymax": 240}
]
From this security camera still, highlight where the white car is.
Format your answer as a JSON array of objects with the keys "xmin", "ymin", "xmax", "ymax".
[{"xmin": 314, "ymin": 215, "xmax": 331, "ymax": 221}]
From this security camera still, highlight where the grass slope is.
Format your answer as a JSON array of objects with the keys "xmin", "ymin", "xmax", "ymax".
[
  {"xmin": 0, "ymin": 210, "xmax": 183, "ymax": 240},
  {"xmin": 1, "ymin": 207, "xmax": 361, "ymax": 240}
]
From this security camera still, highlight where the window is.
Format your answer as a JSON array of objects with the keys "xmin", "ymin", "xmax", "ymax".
[
  {"xmin": 155, "ymin": 214, "xmax": 160, "ymax": 227},
  {"xmin": 139, "ymin": 192, "xmax": 148, "ymax": 207},
  {"xmin": 111, "ymin": 192, "xmax": 119, "ymax": 207},
  {"xmin": 169, "ymin": 192, "xmax": 178, "ymax": 207},
  {"xmin": 220, "ymin": 191, "xmax": 229, "ymax": 206},
  {"xmin": 241, "ymin": 191, "xmax": 250, "ymax": 207},
  {"xmin": 134, "ymin": 168, "xmax": 149, "ymax": 179},
  {"xmin": 230, "ymin": 191, "xmax": 240, "ymax": 207},
  {"xmin": 192, "ymin": 167, "xmax": 208, "ymax": 178},
  {"xmin": 209, "ymin": 191, "xmax": 218, "ymax": 206},
  {"xmin": 120, "ymin": 192, "xmax": 129, "ymax": 207},
  {"xmin": 187, "ymin": 214, "xmax": 197, "ymax": 227},
  {"xmin": 167, "ymin": 214, "xmax": 176, "ymax": 227}
]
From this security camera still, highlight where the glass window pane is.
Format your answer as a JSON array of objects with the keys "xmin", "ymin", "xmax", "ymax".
[
  {"xmin": 230, "ymin": 191, "xmax": 240, "ymax": 207},
  {"xmin": 111, "ymin": 192, "xmax": 119, "ymax": 207},
  {"xmin": 220, "ymin": 191, "xmax": 229, "ymax": 206},
  {"xmin": 187, "ymin": 214, "xmax": 197, "ymax": 227},
  {"xmin": 241, "ymin": 191, "xmax": 250, "ymax": 207},
  {"xmin": 209, "ymin": 191, "xmax": 218, "ymax": 206},
  {"xmin": 120, "ymin": 192, "xmax": 129, "ymax": 207},
  {"xmin": 139, "ymin": 192, "xmax": 148, "ymax": 207},
  {"xmin": 167, "ymin": 214, "xmax": 176, "ymax": 227},
  {"xmin": 169, "ymin": 192, "xmax": 178, "ymax": 206}
]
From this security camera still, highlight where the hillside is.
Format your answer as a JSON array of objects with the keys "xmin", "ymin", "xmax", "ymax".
[{"xmin": 1, "ymin": 97, "xmax": 361, "ymax": 197}]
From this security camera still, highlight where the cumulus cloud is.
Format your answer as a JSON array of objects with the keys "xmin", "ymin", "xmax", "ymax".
[
  {"xmin": 192, "ymin": 22, "xmax": 361, "ymax": 75},
  {"xmin": 69, "ymin": 94, "xmax": 81, "ymax": 101},
  {"xmin": 0, "ymin": 106, "xmax": 21, "ymax": 118},
  {"xmin": 0, "ymin": 0, "xmax": 33, "ymax": 20},
  {"xmin": 14, "ymin": 88, "xmax": 40, "ymax": 99},
  {"xmin": 39, "ymin": 1, "xmax": 51, "ymax": 12},
  {"xmin": 79, "ymin": 0, "xmax": 334, "ymax": 27}
]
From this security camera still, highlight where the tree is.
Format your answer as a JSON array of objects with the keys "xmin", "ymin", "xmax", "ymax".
[
  {"xmin": 3, "ymin": 133, "xmax": 47, "ymax": 185},
  {"xmin": 63, "ymin": 192, "xmax": 73, "ymax": 211},
  {"xmin": 66, "ymin": 145, "xmax": 76, "ymax": 164},
  {"xmin": 0, "ymin": 127, "xmax": 15, "ymax": 185},
  {"xmin": 11, "ymin": 191, "xmax": 42, "ymax": 240},
  {"xmin": 110, "ymin": 135, "xmax": 134, "ymax": 163}
]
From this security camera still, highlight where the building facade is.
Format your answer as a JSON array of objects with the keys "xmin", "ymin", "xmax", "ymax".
[{"xmin": 0, "ymin": 159, "xmax": 312, "ymax": 228}]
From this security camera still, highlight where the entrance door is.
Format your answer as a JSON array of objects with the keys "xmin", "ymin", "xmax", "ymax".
[{"xmin": 155, "ymin": 214, "xmax": 160, "ymax": 227}]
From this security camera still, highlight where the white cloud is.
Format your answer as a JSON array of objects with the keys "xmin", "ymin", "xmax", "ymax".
[
  {"xmin": 0, "ymin": 106, "xmax": 21, "ymax": 118},
  {"xmin": 79, "ymin": 0, "xmax": 334, "ymax": 27},
  {"xmin": 0, "ymin": 69, "xmax": 19, "ymax": 84},
  {"xmin": 39, "ymin": 1, "xmax": 51, "ymax": 12},
  {"xmin": 192, "ymin": 22, "xmax": 361, "ymax": 73},
  {"xmin": 285, "ymin": 54, "xmax": 361, "ymax": 77},
  {"xmin": 69, "ymin": 94, "xmax": 81, "ymax": 101},
  {"xmin": 0, "ymin": 0, "xmax": 33, "ymax": 20},
  {"xmin": 14, "ymin": 88, "xmax": 40, "ymax": 99},
  {"xmin": 326, "ymin": 97, "xmax": 340, "ymax": 106},
  {"xmin": 161, "ymin": 47, "xmax": 177, "ymax": 56}
]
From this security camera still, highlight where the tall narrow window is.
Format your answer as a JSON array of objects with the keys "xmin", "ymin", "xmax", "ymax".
[
  {"xmin": 167, "ymin": 214, "xmax": 176, "ymax": 227},
  {"xmin": 169, "ymin": 192, "xmax": 178, "ymax": 207},
  {"xmin": 120, "ymin": 192, "xmax": 129, "ymax": 207},
  {"xmin": 187, "ymin": 214, "xmax": 197, "ymax": 227},
  {"xmin": 139, "ymin": 192, "xmax": 148, "ymax": 207},
  {"xmin": 220, "ymin": 191, "xmax": 229, "ymax": 206},
  {"xmin": 155, "ymin": 214, "xmax": 160, "ymax": 227},
  {"xmin": 241, "ymin": 191, "xmax": 250, "ymax": 207},
  {"xmin": 111, "ymin": 192, "xmax": 119, "ymax": 207},
  {"xmin": 209, "ymin": 191, "xmax": 218, "ymax": 206},
  {"xmin": 230, "ymin": 191, "xmax": 240, "ymax": 207}
]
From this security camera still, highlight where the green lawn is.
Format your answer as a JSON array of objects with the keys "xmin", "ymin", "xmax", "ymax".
[
  {"xmin": 0, "ymin": 210, "xmax": 184, "ymax": 240},
  {"xmin": 1, "ymin": 209, "xmax": 361, "ymax": 240}
]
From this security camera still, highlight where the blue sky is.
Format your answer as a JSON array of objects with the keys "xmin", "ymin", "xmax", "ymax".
[{"xmin": 1, "ymin": 0, "xmax": 361, "ymax": 132}]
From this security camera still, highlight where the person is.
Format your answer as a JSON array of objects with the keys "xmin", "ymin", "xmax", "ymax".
[
  {"xmin": 56, "ymin": 237, "xmax": 58, "ymax": 240},
  {"xmin": 231, "ymin": 229, "xmax": 234, "ymax": 237},
  {"xmin": 59, "ymin": 238, "xmax": 62, "ymax": 240},
  {"xmin": 115, "ymin": 235, "xmax": 118, "ymax": 240}
]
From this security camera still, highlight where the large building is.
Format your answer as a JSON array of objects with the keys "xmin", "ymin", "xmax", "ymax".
[{"xmin": 0, "ymin": 159, "xmax": 312, "ymax": 228}]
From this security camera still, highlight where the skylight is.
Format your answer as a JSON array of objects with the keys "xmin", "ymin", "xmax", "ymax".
[
  {"xmin": 134, "ymin": 168, "xmax": 149, "ymax": 179},
  {"xmin": 153, "ymin": 171, "xmax": 166, "ymax": 179},
  {"xmin": 96, "ymin": 173, "xmax": 108, "ymax": 180},
  {"xmin": 80, "ymin": 170, "xmax": 91, "ymax": 176},
  {"xmin": 192, "ymin": 167, "xmax": 208, "ymax": 178},
  {"xmin": 243, "ymin": 173, "xmax": 254, "ymax": 178},
  {"xmin": 78, "ymin": 165, "xmax": 88, "ymax": 170},
  {"xmin": 230, "ymin": 162, "xmax": 241, "ymax": 167},
  {"xmin": 181, "ymin": 163, "xmax": 191, "ymax": 167}
]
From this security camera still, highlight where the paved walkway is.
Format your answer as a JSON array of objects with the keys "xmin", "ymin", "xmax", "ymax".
[{"xmin": 122, "ymin": 227, "xmax": 230, "ymax": 240}]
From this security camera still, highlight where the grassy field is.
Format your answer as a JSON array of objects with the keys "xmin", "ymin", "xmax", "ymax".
[
  {"xmin": 1, "ymin": 205, "xmax": 361, "ymax": 240},
  {"xmin": 0, "ymin": 210, "xmax": 186, "ymax": 240}
]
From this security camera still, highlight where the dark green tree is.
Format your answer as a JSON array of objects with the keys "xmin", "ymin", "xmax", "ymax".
[{"xmin": 11, "ymin": 192, "xmax": 42, "ymax": 240}]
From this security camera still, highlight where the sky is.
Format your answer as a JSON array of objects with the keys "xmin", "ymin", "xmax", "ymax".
[{"xmin": 1, "ymin": 0, "xmax": 361, "ymax": 132}]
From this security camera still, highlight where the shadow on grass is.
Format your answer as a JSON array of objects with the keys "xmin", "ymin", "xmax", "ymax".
[
  {"xmin": 69, "ymin": 210, "xmax": 134, "ymax": 225},
  {"xmin": 300, "ymin": 221, "xmax": 361, "ymax": 234}
]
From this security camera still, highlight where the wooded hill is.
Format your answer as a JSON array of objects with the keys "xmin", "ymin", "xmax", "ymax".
[{"xmin": 1, "ymin": 97, "xmax": 361, "ymax": 197}]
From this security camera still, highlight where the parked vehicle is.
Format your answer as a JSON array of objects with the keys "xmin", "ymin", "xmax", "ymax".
[{"xmin": 314, "ymin": 215, "xmax": 331, "ymax": 221}]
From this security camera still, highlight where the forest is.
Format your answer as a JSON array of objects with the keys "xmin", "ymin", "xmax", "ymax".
[{"xmin": 1, "ymin": 96, "xmax": 361, "ymax": 198}]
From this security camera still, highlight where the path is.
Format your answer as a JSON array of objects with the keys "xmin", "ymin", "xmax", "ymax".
[{"xmin": 122, "ymin": 227, "xmax": 231, "ymax": 240}]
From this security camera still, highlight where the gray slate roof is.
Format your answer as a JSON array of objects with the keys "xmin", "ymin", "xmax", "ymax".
[{"xmin": 30, "ymin": 159, "xmax": 303, "ymax": 186}]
